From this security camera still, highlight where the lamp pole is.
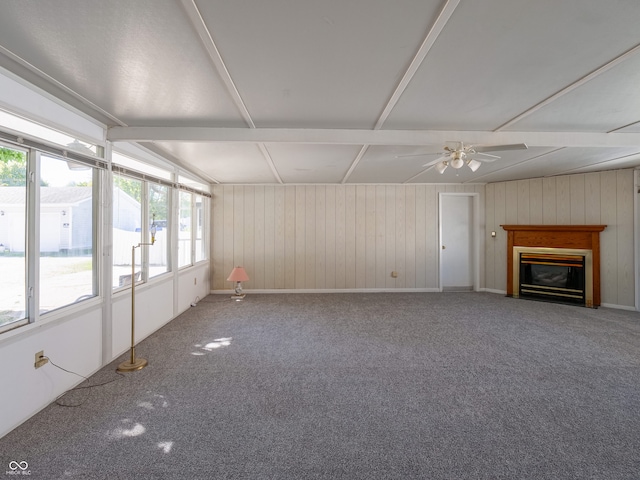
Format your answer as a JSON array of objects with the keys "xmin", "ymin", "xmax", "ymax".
[{"xmin": 117, "ymin": 222, "xmax": 157, "ymax": 373}]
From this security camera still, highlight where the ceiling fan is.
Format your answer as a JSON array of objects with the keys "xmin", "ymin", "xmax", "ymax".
[{"xmin": 396, "ymin": 142, "xmax": 528, "ymax": 174}]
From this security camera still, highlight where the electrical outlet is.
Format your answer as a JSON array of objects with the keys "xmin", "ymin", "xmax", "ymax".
[{"xmin": 34, "ymin": 350, "xmax": 48, "ymax": 369}]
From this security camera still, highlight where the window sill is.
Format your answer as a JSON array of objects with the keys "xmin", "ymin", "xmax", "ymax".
[{"xmin": 0, "ymin": 296, "xmax": 102, "ymax": 344}]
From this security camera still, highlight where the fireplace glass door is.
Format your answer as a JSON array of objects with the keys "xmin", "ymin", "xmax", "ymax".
[{"xmin": 519, "ymin": 253, "xmax": 585, "ymax": 305}]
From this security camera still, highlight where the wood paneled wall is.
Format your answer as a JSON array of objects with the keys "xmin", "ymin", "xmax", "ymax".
[
  {"xmin": 211, "ymin": 184, "xmax": 483, "ymax": 291},
  {"xmin": 485, "ymin": 169, "xmax": 635, "ymax": 307}
]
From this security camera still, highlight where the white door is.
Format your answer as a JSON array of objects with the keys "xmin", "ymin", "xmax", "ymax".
[{"xmin": 439, "ymin": 193, "xmax": 475, "ymax": 291}]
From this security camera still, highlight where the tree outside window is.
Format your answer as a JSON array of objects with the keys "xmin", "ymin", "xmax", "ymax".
[{"xmin": 0, "ymin": 147, "xmax": 27, "ymax": 328}]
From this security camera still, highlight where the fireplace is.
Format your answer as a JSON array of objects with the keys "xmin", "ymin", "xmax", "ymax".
[
  {"xmin": 501, "ymin": 225, "xmax": 605, "ymax": 308},
  {"xmin": 514, "ymin": 247, "xmax": 592, "ymax": 306}
]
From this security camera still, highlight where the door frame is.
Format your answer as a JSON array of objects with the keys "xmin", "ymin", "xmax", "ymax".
[{"xmin": 438, "ymin": 192, "xmax": 480, "ymax": 292}]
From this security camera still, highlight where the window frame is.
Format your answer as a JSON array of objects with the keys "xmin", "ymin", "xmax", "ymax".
[
  {"xmin": 194, "ymin": 194, "xmax": 208, "ymax": 263},
  {"xmin": 147, "ymin": 181, "xmax": 171, "ymax": 281},
  {"xmin": 111, "ymin": 165, "xmax": 174, "ymax": 291},
  {"xmin": 0, "ymin": 131, "xmax": 104, "ymax": 334},
  {"xmin": 0, "ymin": 120, "xmax": 211, "ymax": 336},
  {"xmin": 176, "ymin": 185, "xmax": 210, "ymax": 269},
  {"xmin": 0, "ymin": 141, "xmax": 29, "ymax": 334},
  {"xmin": 177, "ymin": 189, "xmax": 193, "ymax": 269},
  {"xmin": 37, "ymin": 152, "xmax": 100, "ymax": 316}
]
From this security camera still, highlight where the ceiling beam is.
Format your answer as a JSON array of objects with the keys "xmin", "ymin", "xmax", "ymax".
[
  {"xmin": 341, "ymin": 0, "xmax": 460, "ymax": 183},
  {"xmin": 108, "ymin": 126, "xmax": 640, "ymax": 148},
  {"xmin": 340, "ymin": 145, "xmax": 370, "ymax": 184},
  {"xmin": 180, "ymin": 0, "xmax": 253, "ymax": 127},
  {"xmin": 0, "ymin": 45, "xmax": 124, "ymax": 127},
  {"xmin": 496, "ymin": 42, "xmax": 640, "ymax": 131},
  {"xmin": 374, "ymin": 0, "xmax": 460, "ymax": 130},
  {"xmin": 180, "ymin": 0, "xmax": 283, "ymax": 184}
]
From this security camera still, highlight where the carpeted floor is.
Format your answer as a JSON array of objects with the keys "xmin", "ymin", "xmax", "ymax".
[{"xmin": 2, "ymin": 292, "xmax": 640, "ymax": 479}]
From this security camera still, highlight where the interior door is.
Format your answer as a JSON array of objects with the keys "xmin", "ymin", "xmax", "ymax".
[{"xmin": 439, "ymin": 193, "xmax": 475, "ymax": 291}]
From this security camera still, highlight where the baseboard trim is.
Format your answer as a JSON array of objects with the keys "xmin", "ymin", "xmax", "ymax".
[
  {"xmin": 479, "ymin": 288, "xmax": 507, "ymax": 295},
  {"xmin": 211, "ymin": 288, "xmax": 442, "ymax": 294},
  {"xmin": 600, "ymin": 302, "xmax": 638, "ymax": 311}
]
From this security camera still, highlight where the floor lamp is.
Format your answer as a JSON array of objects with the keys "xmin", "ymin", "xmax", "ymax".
[{"xmin": 117, "ymin": 223, "xmax": 157, "ymax": 373}]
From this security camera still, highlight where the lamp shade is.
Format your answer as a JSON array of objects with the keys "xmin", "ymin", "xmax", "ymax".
[
  {"xmin": 467, "ymin": 159, "xmax": 482, "ymax": 172},
  {"xmin": 227, "ymin": 266, "xmax": 249, "ymax": 282},
  {"xmin": 435, "ymin": 161, "xmax": 448, "ymax": 174}
]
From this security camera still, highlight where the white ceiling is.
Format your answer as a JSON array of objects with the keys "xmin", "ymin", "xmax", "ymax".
[{"xmin": 1, "ymin": 0, "xmax": 640, "ymax": 184}]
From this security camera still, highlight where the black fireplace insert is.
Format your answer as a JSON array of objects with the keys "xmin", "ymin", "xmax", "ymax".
[{"xmin": 519, "ymin": 253, "xmax": 585, "ymax": 305}]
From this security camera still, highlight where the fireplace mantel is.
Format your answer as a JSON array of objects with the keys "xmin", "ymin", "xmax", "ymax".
[{"xmin": 501, "ymin": 225, "xmax": 606, "ymax": 306}]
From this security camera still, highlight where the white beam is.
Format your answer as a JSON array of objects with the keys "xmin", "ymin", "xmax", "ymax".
[
  {"xmin": 342, "ymin": 0, "xmax": 460, "ymax": 183},
  {"xmin": 107, "ymin": 126, "xmax": 640, "ymax": 148},
  {"xmin": 180, "ymin": 0, "xmax": 254, "ymax": 127},
  {"xmin": 180, "ymin": 0, "xmax": 284, "ymax": 184},
  {"xmin": 340, "ymin": 145, "xmax": 369, "ymax": 184},
  {"xmin": 375, "ymin": 0, "xmax": 460, "ymax": 130},
  {"xmin": 496, "ymin": 42, "xmax": 640, "ymax": 131},
  {"xmin": 0, "ymin": 45, "xmax": 124, "ymax": 127}
]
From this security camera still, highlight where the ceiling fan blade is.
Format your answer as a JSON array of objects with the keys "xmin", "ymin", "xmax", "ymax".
[
  {"xmin": 474, "ymin": 152, "xmax": 501, "ymax": 159},
  {"xmin": 473, "ymin": 143, "xmax": 528, "ymax": 153},
  {"xmin": 423, "ymin": 156, "xmax": 449, "ymax": 168},
  {"xmin": 473, "ymin": 156, "xmax": 497, "ymax": 163},
  {"xmin": 394, "ymin": 152, "xmax": 442, "ymax": 159}
]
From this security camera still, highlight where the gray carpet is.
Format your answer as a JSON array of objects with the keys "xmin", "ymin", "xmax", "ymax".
[{"xmin": 2, "ymin": 293, "xmax": 640, "ymax": 479}]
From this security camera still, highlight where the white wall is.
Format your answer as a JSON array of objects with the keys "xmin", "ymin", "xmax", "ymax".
[
  {"xmin": 112, "ymin": 277, "xmax": 174, "ymax": 356},
  {"xmin": 111, "ymin": 263, "xmax": 209, "ymax": 358},
  {"xmin": 0, "ymin": 305, "xmax": 102, "ymax": 437},
  {"xmin": 484, "ymin": 169, "xmax": 635, "ymax": 308},
  {"xmin": 211, "ymin": 184, "xmax": 484, "ymax": 292},
  {"xmin": 0, "ymin": 262, "xmax": 209, "ymax": 439},
  {"xmin": 178, "ymin": 263, "xmax": 210, "ymax": 313},
  {"xmin": 0, "ymin": 67, "xmax": 212, "ymax": 439}
]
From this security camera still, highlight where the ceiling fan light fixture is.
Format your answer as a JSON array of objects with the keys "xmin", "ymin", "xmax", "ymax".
[
  {"xmin": 450, "ymin": 158, "xmax": 464, "ymax": 169},
  {"xmin": 450, "ymin": 151, "xmax": 465, "ymax": 169},
  {"xmin": 435, "ymin": 161, "xmax": 448, "ymax": 174},
  {"xmin": 405, "ymin": 141, "xmax": 521, "ymax": 176},
  {"xmin": 467, "ymin": 159, "xmax": 482, "ymax": 172}
]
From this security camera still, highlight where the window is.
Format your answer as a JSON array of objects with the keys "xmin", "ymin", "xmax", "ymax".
[
  {"xmin": 0, "ymin": 137, "xmax": 102, "ymax": 332},
  {"xmin": 178, "ymin": 191, "xmax": 192, "ymax": 268},
  {"xmin": 0, "ymin": 145, "xmax": 27, "ymax": 329},
  {"xmin": 112, "ymin": 150, "xmax": 174, "ymax": 288},
  {"xmin": 177, "ymin": 188, "xmax": 208, "ymax": 268},
  {"xmin": 39, "ymin": 155, "xmax": 97, "ymax": 313},
  {"xmin": 195, "ymin": 195, "xmax": 205, "ymax": 263},
  {"xmin": 113, "ymin": 173, "xmax": 142, "ymax": 289},
  {"xmin": 177, "ymin": 174, "xmax": 209, "ymax": 267},
  {"xmin": 0, "ymin": 107, "xmax": 211, "ymax": 335},
  {"xmin": 149, "ymin": 183, "xmax": 170, "ymax": 278}
]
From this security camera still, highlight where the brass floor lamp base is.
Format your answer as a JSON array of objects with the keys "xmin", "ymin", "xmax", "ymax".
[{"xmin": 117, "ymin": 357, "xmax": 148, "ymax": 372}]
